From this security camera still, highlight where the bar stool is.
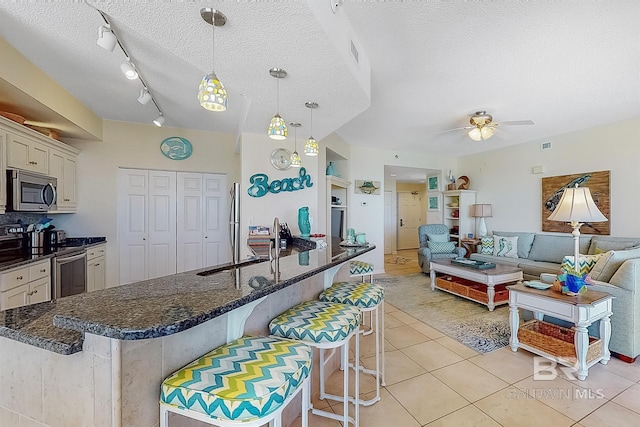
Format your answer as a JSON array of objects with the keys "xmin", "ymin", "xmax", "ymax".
[
  {"xmin": 269, "ymin": 300, "xmax": 361, "ymax": 427},
  {"xmin": 319, "ymin": 281, "xmax": 385, "ymax": 406},
  {"xmin": 350, "ymin": 260, "xmax": 374, "ymax": 283},
  {"xmin": 160, "ymin": 336, "xmax": 312, "ymax": 427}
]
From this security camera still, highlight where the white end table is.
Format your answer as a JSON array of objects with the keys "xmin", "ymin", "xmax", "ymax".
[{"xmin": 508, "ymin": 283, "xmax": 613, "ymax": 380}]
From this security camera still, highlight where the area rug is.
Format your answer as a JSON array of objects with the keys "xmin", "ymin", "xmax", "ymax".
[{"xmin": 377, "ymin": 273, "xmax": 510, "ymax": 353}]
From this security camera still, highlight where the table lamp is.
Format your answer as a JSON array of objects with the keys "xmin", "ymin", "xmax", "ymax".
[
  {"xmin": 473, "ymin": 204, "xmax": 492, "ymax": 237},
  {"xmin": 547, "ymin": 184, "xmax": 607, "ymax": 266}
]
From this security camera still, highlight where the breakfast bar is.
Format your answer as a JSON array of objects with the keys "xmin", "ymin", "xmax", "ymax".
[{"xmin": 0, "ymin": 240, "xmax": 374, "ymax": 427}]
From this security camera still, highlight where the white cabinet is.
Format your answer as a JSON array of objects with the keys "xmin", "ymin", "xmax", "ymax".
[
  {"xmin": 326, "ymin": 176, "xmax": 350, "ymax": 240},
  {"xmin": 0, "ymin": 260, "xmax": 51, "ymax": 310},
  {"xmin": 118, "ymin": 168, "xmax": 229, "ymax": 285},
  {"xmin": 0, "ymin": 130, "xmax": 6, "ymax": 213},
  {"xmin": 49, "ymin": 149, "xmax": 78, "ymax": 212},
  {"xmin": 6, "ymin": 132, "xmax": 49, "ymax": 174},
  {"xmin": 443, "ymin": 190, "xmax": 476, "ymax": 245},
  {"xmin": 86, "ymin": 244, "xmax": 106, "ymax": 292}
]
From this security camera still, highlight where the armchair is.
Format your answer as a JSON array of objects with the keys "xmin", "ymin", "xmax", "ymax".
[{"xmin": 417, "ymin": 224, "xmax": 467, "ymax": 273}]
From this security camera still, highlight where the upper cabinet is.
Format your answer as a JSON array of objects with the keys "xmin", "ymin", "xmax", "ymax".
[{"xmin": 1, "ymin": 116, "xmax": 80, "ymax": 213}]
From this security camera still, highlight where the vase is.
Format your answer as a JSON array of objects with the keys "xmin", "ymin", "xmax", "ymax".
[
  {"xmin": 298, "ymin": 206, "xmax": 311, "ymax": 237},
  {"xmin": 326, "ymin": 161, "xmax": 337, "ymax": 176}
]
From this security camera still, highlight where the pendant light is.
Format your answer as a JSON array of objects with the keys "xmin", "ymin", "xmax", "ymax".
[
  {"xmin": 290, "ymin": 122, "xmax": 302, "ymax": 167},
  {"xmin": 198, "ymin": 8, "xmax": 227, "ymax": 112},
  {"xmin": 268, "ymin": 68, "xmax": 288, "ymax": 140},
  {"xmin": 303, "ymin": 101, "xmax": 319, "ymax": 156}
]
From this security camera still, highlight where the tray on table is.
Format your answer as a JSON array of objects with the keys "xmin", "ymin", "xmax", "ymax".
[{"xmin": 450, "ymin": 258, "xmax": 496, "ymax": 269}]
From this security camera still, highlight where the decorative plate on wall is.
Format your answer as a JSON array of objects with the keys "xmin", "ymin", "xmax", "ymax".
[
  {"xmin": 160, "ymin": 136, "xmax": 193, "ymax": 160},
  {"xmin": 270, "ymin": 148, "xmax": 292, "ymax": 170}
]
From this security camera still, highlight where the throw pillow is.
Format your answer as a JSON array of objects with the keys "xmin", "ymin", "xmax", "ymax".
[
  {"xmin": 427, "ymin": 233, "xmax": 449, "ymax": 243},
  {"xmin": 588, "ymin": 239, "xmax": 640, "ymax": 255},
  {"xmin": 480, "ymin": 236, "xmax": 494, "ymax": 254},
  {"xmin": 560, "ymin": 254, "xmax": 603, "ymax": 276},
  {"xmin": 493, "ymin": 231, "xmax": 536, "ymax": 258},
  {"xmin": 590, "ymin": 246, "xmax": 640, "ymax": 282},
  {"xmin": 428, "ymin": 241, "xmax": 456, "ymax": 254},
  {"xmin": 493, "ymin": 235, "xmax": 519, "ymax": 258}
]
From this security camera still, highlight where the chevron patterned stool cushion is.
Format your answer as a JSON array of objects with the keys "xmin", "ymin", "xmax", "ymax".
[
  {"xmin": 320, "ymin": 281, "xmax": 384, "ymax": 309},
  {"xmin": 350, "ymin": 260, "xmax": 374, "ymax": 276},
  {"xmin": 269, "ymin": 300, "xmax": 360, "ymax": 344},
  {"xmin": 160, "ymin": 336, "xmax": 312, "ymax": 423}
]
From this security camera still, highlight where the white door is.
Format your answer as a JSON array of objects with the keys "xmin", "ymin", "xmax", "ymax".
[
  {"xmin": 397, "ymin": 192, "xmax": 422, "ymax": 250},
  {"xmin": 202, "ymin": 174, "xmax": 229, "ymax": 267},
  {"xmin": 384, "ymin": 190, "xmax": 394, "ymax": 254},
  {"xmin": 148, "ymin": 171, "xmax": 177, "ymax": 279},
  {"xmin": 177, "ymin": 172, "xmax": 204, "ymax": 273},
  {"xmin": 118, "ymin": 169, "xmax": 149, "ymax": 285}
]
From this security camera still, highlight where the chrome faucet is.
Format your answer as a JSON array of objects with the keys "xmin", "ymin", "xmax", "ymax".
[{"xmin": 270, "ymin": 217, "xmax": 281, "ymax": 261}]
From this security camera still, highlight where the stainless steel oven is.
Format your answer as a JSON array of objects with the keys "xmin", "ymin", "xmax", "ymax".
[{"xmin": 53, "ymin": 249, "xmax": 87, "ymax": 298}]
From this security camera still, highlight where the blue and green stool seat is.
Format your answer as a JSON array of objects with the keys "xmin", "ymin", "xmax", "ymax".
[
  {"xmin": 320, "ymin": 281, "xmax": 385, "ymax": 406},
  {"xmin": 269, "ymin": 300, "xmax": 361, "ymax": 427},
  {"xmin": 350, "ymin": 260, "xmax": 374, "ymax": 283},
  {"xmin": 160, "ymin": 336, "xmax": 312, "ymax": 427}
]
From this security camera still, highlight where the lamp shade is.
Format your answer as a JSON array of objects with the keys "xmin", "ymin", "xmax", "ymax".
[
  {"xmin": 473, "ymin": 204, "xmax": 493, "ymax": 218},
  {"xmin": 198, "ymin": 72, "xmax": 227, "ymax": 111},
  {"xmin": 547, "ymin": 186, "xmax": 608, "ymax": 223}
]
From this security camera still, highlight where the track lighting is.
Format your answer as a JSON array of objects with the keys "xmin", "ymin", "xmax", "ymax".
[
  {"xmin": 96, "ymin": 25, "xmax": 117, "ymax": 52},
  {"xmin": 198, "ymin": 8, "xmax": 228, "ymax": 112},
  {"xmin": 120, "ymin": 59, "xmax": 138, "ymax": 80},
  {"xmin": 137, "ymin": 88, "xmax": 152, "ymax": 105},
  {"xmin": 153, "ymin": 114, "xmax": 165, "ymax": 127}
]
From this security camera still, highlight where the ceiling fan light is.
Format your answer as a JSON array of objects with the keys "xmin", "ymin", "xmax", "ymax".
[
  {"xmin": 198, "ymin": 72, "xmax": 227, "ymax": 111},
  {"xmin": 304, "ymin": 137, "xmax": 319, "ymax": 156},
  {"xmin": 120, "ymin": 60, "xmax": 138, "ymax": 80},
  {"xmin": 481, "ymin": 126, "xmax": 494, "ymax": 140},
  {"xmin": 468, "ymin": 127, "xmax": 482, "ymax": 141},
  {"xmin": 268, "ymin": 114, "xmax": 288, "ymax": 140},
  {"xmin": 290, "ymin": 150, "xmax": 302, "ymax": 167}
]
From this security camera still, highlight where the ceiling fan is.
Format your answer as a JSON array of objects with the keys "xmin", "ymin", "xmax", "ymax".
[{"xmin": 437, "ymin": 111, "xmax": 534, "ymax": 141}]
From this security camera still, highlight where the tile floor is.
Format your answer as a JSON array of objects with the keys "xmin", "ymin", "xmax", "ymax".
[{"xmin": 290, "ymin": 250, "xmax": 640, "ymax": 426}]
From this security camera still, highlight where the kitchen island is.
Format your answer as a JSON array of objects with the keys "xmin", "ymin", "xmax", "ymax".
[{"xmin": 0, "ymin": 239, "xmax": 374, "ymax": 427}]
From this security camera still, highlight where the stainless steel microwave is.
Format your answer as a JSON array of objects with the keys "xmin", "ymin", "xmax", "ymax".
[{"xmin": 7, "ymin": 169, "xmax": 57, "ymax": 212}]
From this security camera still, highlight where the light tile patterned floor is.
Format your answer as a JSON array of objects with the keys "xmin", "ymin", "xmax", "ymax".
[{"xmin": 290, "ymin": 255, "xmax": 640, "ymax": 426}]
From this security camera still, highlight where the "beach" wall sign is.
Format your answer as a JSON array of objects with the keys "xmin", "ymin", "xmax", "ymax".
[{"xmin": 247, "ymin": 167, "xmax": 314, "ymax": 197}]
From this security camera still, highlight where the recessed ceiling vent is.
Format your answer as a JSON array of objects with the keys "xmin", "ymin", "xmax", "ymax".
[
  {"xmin": 541, "ymin": 141, "xmax": 552, "ymax": 150},
  {"xmin": 350, "ymin": 39, "xmax": 359, "ymax": 64}
]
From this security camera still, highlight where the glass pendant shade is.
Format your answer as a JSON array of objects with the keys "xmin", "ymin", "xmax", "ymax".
[
  {"xmin": 268, "ymin": 114, "xmax": 288, "ymax": 140},
  {"xmin": 290, "ymin": 150, "xmax": 302, "ymax": 167},
  {"xmin": 304, "ymin": 137, "xmax": 319, "ymax": 156},
  {"xmin": 198, "ymin": 72, "xmax": 227, "ymax": 111},
  {"xmin": 480, "ymin": 126, "xmax": 494, "ymax": 139},
  {"xmin": 468, "ymin": 127, "xmax": 482, "ymax": 141}
]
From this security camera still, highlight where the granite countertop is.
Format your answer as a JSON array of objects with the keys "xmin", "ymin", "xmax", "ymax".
[{"xmin": 0, "ymin": 238, "xmax": 374, "ymax": 355}]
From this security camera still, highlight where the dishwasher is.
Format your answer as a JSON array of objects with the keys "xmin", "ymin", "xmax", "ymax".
[{"xmin": 52, "ymin": 249, "xmax": 87, "ymax": 298}]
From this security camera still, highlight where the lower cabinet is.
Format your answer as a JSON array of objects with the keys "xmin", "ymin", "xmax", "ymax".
[
  {"xmin": 86, "ymin": 244, "xmax": 106, "ymax": 292},
  {"xmin": 0, "ymin": 260, "xmax": 51, "ymax": 310}
]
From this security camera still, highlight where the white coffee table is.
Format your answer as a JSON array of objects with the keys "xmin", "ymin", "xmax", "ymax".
[
  {"xmin": 429, "ymin": 259, "xmax": 523, "ymax": 311},
  {"xmin": 508, "ymin": 283, "xmax": 613, "ymax": 380}
]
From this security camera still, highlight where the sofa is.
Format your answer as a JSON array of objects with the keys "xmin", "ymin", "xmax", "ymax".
[
  {"xmin": 417, "ymin": 224, "xmax": 467, "ymax": 273},
  {"xmin": 469, "ymin": 231, "xmax": 640, "ymax": 362}
]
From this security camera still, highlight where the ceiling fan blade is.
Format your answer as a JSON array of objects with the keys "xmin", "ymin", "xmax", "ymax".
[
  {"xmin": 433, "ymin": 126, "xmax": 473, "ymax": 135},
  {"xmin": 499, "ymin": 120, "xmax": 535, "ymax": 126}
]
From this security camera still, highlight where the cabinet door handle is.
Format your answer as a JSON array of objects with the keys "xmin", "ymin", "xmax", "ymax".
[
  {"xmin": 40, "ymin": 269, "xmax": 46, "ymax": 273},
  {"xmin": 16, "ymin": 275, "xmax": 23, "ymax": 280},
  {"xmin": 400, "ymin": 219, "xmax": 404, "ymax": 227},
  {"xmin": 95, "ymin": 263, "xmax": 100, "ymax": 266},
  {"xmin": 27, "ymin": 289, "xmax": 38, "ymax": 296}
]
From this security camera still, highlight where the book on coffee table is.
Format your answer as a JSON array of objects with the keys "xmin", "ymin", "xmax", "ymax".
[{"xmin": 450, "ymin": 258, "xmax": 496, "ymax": 269}]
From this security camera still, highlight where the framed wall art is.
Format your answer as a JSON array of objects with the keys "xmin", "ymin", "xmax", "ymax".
[
  {"xmin": 541, "ymin": 170, "xmax": 610, "ymax": 235},
  {"xmin": 355, "ymin": 179, "xmax": 381, "ymax": 195},
  {"xmin": 427, "ymin": 174, "xmax": 440, "ymax": 192},
  {"xmin": 428, "ymin": 194, "xmax": 440, "ymax": 211}
]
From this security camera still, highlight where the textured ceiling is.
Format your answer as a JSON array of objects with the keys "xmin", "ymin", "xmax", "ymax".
[{"xmin": 0, "ymin": 1, "xmax": 638, "ymax": 162}]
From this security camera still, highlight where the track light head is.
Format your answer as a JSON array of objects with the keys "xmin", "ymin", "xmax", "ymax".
[
  {"xmin": 137, "ymin": 88, "xmax": 152, "ymax": 105},
  {"xmin": 153, "ymin": 114, "xmax": 165, "ymax": 127},
  {"xmin": 120, "ymin": 60, "xmax": 138, "ymax": 80},
  {"xmin": 97, "ymin": 25, "xmax": 117, "ymax": 52}
]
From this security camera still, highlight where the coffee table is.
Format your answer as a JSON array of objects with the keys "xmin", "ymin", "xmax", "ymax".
[{"xmin": 429, "ymin": 259, "xmax": 523, "ymax": 311}]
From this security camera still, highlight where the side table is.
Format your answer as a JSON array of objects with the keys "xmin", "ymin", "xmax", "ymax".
[
  {"xmin": 508, "ymin": 283, "xmax": 613, "ymax": 380},
  {"xmin": 460, "ymin": 238, "xmax": 481, "ymax": 258}
]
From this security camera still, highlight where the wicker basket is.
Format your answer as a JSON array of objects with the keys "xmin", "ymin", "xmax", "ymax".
[{"xmin": 518, "ymin": 320, "xmax": 601, "ymax": 364}]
